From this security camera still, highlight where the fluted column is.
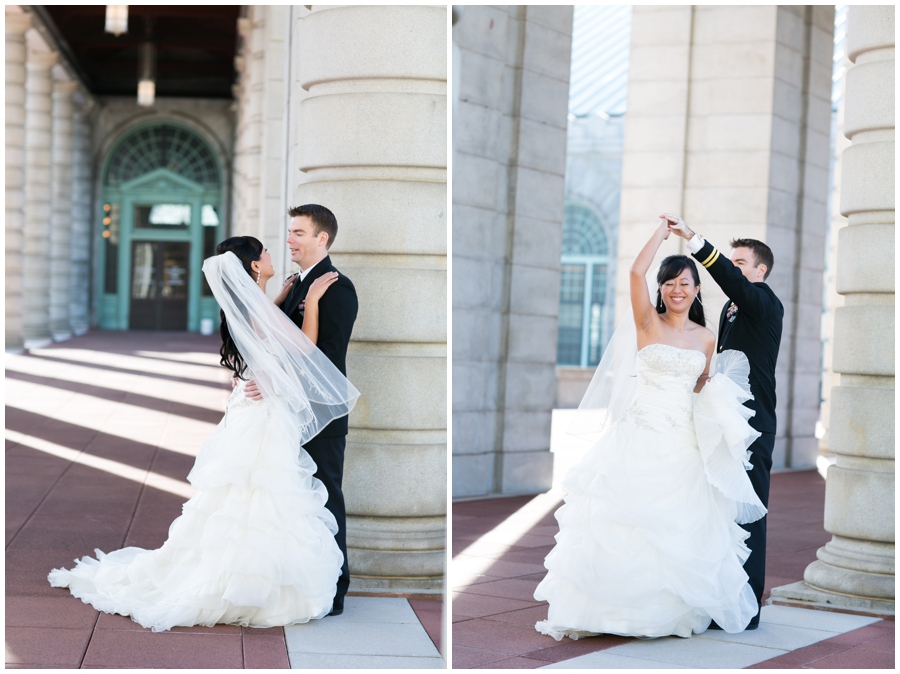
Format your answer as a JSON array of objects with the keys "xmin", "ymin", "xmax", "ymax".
[
  {"xmin": 230, "ymin": 8, "xmax": 268, "ymax": 239},
  {"xmin": 5, "ymin": 12, "xmax": 32, "ymax": 351},
  {"xmin": 22, "ymin": 48, "xmax": 58, "ymax": 348},
  {"xmin": 293, "ymin": 5, "xmax": 446, "ymax": 590},
  {"xmin": 49, "ymin": 77, "xmax": 77, "ymax": 341},
  {"xmin": 244, "ymin": 8, "xmax": 265, "ymax": 232},
  {"xmin": 230, "ymin": 16, "xmax": 252, "ymax": 234},
  {"xmin": 70, "ymin": 93, "xmax": 93, "ymax": 335},
  {"xmin": 802, "ymin": 6, "xmax": 895, "ymax": 608}
]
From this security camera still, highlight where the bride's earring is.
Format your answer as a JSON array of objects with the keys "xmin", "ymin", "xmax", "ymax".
[{"xmin": 254, "ymin": 267, "xmax": 261, "ymax": 285}]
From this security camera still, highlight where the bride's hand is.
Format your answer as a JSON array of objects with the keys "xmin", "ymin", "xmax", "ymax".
[
  {"xmin": 658, "ymin": 217, "xmax": 671, "ymax": 240},
  {"xmin": 305, "ymin": 272, "xmax": 339, "ymax": 305},
  {"xmin": 273, "ymin": 274, "xmax": 298, "ymax": 307},
  {"xmin": 244, "ymin": 379, "xmax": 263, "ymax": 400}
]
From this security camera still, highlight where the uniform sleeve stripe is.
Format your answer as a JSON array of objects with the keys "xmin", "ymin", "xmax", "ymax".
[{"xmin": 700, "ymin": 248, "xmax": 719, "ymax": 267}]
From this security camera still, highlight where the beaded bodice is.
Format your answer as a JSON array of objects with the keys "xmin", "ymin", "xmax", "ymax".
[{"xmin": 622, "ymin": 343, "xmax": 707, "ymax": 443}]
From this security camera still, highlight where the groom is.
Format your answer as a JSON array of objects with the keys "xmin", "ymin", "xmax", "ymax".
[
  {"xmin": 245, "ymin": 204, "xmax": 358, "ymax": 616},
  {"xmin": 666, "ymin": 214, "xmax": 783, "ymax": 631}
]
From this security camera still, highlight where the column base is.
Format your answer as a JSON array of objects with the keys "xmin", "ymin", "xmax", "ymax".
[
  {"xmin": 5, "ymin": 338, "xmax": 25, "ymax": 354},
  {"xmin": 804, "ymin": 538, "xmax": 895, "ymax": 599},
  {"xmin": 23, "ymin": 337, "xmax": 53, "ymax": 350},
  {"xmin": 770, "ymin": 580, "xmax": 895, "ymax": 617},
  {"xmin": 349, "ymin": 575, "xmax": 444, "ymax": 594}
]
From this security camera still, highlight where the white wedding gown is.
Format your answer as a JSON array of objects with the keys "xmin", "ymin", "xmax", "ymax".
[
  {"xmin": 48, "ymin": 378, "xmax": 343, "ymax": 632},
  {"xmin": 534, "ymin": 344, "xmax": 766, "ymax": 639}
]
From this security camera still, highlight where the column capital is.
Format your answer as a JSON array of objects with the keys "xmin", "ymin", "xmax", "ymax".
[
  {"xmin": 5, "ymin": 13, "xmax": 32, "ymax": 36},
  {"xmin": 52, "ymin": 79, "xmax": 79, "ymax": 96},
  {"xmin": 72, "ymin": 89, "xmax": 97, "ymax": 115},
  {"xmin": 27, "ymin": 50, "xmax": 59, "ymax": 71}
]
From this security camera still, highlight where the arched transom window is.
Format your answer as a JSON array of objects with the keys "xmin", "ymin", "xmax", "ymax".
[
  {"xmin": 557, "ymin": 204, "xmax": 611, "ymax": 367},
  {"xmin": 105, "ymin": 124, "xmax": 220, "ymax": 187}
]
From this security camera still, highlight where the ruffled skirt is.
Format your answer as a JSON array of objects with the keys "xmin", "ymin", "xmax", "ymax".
[
  {"xmin": 534, "ymin": 374, "xmax": 764, "ymax": 640},
  {"xmin": 48, "ymin": 400, "xmax": 343, "ymax": 632}
]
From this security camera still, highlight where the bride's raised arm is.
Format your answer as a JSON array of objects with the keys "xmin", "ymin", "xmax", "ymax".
[{"xmin": 629, "ymin": 219, "xmax": 670, "ymax": 333}]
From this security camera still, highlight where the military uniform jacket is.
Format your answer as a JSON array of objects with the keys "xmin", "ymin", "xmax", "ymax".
[
  {"xmin": 692, "ymin": 240, "xmax": 783, "ymax": 434},
  {"xmin": 281, "ymin": 255, "xmax": 358, "ymax": 438}
]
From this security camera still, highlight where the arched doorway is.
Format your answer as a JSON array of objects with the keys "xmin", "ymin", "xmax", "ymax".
[
  {"xmin": 556, "ymin": 203, "xmax": 612, "ymax": 367},
  {"xmin": 97, "ymin": 122, "xmax": 224, "ymax": 331}
]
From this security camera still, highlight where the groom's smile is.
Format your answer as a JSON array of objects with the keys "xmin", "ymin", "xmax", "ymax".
[{"xmin": 287, "ymin": 214, "xmax": 329, "ymax": 270}]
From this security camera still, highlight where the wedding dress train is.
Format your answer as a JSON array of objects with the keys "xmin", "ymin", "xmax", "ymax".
[
  {"xmin": 48, "ymin": 378, "xmax": 344, "ymax": 632},
  {"xmin": 534, "ymin": 344, "xmax": 766, "ymax": 639}
]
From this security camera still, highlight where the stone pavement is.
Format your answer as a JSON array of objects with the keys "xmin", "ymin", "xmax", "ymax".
[
  {"xmin": 452, "ymin": 470, "xmax": 894, "ymax": 668},
  {"xmin": 5, "ymin": 331, "xmax": 444, "ymax": 668}
]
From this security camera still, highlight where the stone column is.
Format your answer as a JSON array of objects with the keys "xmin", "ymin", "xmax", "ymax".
[
  {"xmin": 49, "ymin": 77, "xmax": 78, "ymax": 341},
  {"xmin": 257, "ymin": 5, "xmax": 289, "ymax": 256},
  {"xmin": 230, "ymin": 15, "xmax": 253, "ymax": 235},
  {"xmin": 292, "ymin": 5, "xmax": 446, "ymax": 590},
  {"xmin": 244, "ymin": 7, "xmax": 265, "ymax": 232},
  {"xmin": 5, "ymin": 12, "xmax": 32, "ymax": 352},
  {"xmin": 452, "ymin": 6, "xmax": 574, "ymax": 497},
  {"xmin": 777, "ymin": 5, "xmax": 895, "ymax": 612},
  {"xmin": 70, "ymin": 92, "xmax": 93, "ymax": 335},
  {"xmin": 22, "ymin": 48, "xmax": 58, "ymax": 349}
]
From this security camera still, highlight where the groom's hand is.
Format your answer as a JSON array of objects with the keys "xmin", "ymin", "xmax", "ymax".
[
  {"xmin": 660, "ymin": 213, "xmax": 695, "ymax": 240},
  {"xmin": 244, "ymin": 379, "xmax": 264, "ymax": 400}
]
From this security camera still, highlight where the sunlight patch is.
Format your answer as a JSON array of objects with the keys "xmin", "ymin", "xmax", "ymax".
[{"xmin": 6, "ymin": 430, "xmax": 196, "ymax": 499}]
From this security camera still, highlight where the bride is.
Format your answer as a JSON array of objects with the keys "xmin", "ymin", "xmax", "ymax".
[
  {"xmin": 534, "ymin": 217, "xmax": 766, "ymax": 639},
  {"xmin": 48, "ymin": 236, "xmax": 359, "ymax": 632}
]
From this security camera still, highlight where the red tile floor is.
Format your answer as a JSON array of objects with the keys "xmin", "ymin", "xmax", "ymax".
[
  {"xmin": 452, "ymin": 470, "xmax": 894, "ymax": 668},
  {"xmin": 6, "ymin": 331, "xmax": 442, "ymax": 668}
]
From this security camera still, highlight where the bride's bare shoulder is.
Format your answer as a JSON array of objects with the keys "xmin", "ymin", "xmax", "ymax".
[{"xmin": 687, "ymin": 322, "xmax": 716, "ymax": 348}]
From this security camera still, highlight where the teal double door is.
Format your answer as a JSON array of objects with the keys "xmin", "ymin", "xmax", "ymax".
[{"xmin": 99, "ymin": 168, "xmax": 221, "ymax": 332}]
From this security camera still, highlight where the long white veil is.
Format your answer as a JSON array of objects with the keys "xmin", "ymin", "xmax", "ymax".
[
  {"xmin": 567, "ymin": 312, "xmax": 639, "ymax": 443},
  {"xmin": 202, "ymin": 251, "xmax": 359, "ymax": 444}
]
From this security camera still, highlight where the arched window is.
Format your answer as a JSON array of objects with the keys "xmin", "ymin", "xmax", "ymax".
[
  {"xmin": 557, "ymin": 204, "xmax": 611, "ymax": 367},
  {"xmin": 105, "ymin": 124, "xmax": 220, "ymax": 187}
]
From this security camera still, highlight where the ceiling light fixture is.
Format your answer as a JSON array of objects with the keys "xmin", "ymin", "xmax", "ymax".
[
  {"xmin": 137, "ymin": 42, "xmax": 155, "ymax": 106},
  {"xmin": 104, "ymin": 5, "xmax": 128, "ymax": 36}
]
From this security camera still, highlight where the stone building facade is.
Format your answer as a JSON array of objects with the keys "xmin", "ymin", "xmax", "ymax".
[{"xmin": 5, "ymin": 4, "xmax": 447, "ymax": 593}]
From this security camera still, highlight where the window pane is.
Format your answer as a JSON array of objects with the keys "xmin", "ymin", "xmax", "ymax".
[
  {"xmin": 556, "ymin": 264, "xmax": 585, "ymax": 365},
  {"xmin": 561, "ymin": 204, "xmax": 608, "ymax": 257},
  {"xmin": 135, "ymin": 204, "xmax": 191, "ymax": 229},
  {"xmin": 587, "ymin": 263, "xmax": 608, "ymax": 366},
  {"xmin": 201, "ymin": 204, "xmax": 220, "ymax": 226},
  {"xmin": 131, "ymin": 242, "xmax": 156, "ymax": 299}
]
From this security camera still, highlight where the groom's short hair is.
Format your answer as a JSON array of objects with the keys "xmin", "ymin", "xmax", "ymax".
[
  {"xmin": 730, "ymin": 238, "xmax": 774, "ymax": 280},
  {"xmin": 288, "ymin": 204, "xmax": 338, "ymax": 249}
]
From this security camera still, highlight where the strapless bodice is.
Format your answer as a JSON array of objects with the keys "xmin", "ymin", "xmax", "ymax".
[{"xmin": 622, "ymin": 343, "xmax": 706, "ymax": 443}]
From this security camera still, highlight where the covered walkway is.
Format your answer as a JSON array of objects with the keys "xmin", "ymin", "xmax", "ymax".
[{"xmin": 6, "ymin": 331, "xmax": 442, "ymax": 668}]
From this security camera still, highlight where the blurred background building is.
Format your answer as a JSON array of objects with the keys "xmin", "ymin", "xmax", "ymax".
[
  {"xmin": 6, "ymin": 4, "xmax": 447, "ymax": 593},
  {"xmin": 452, "ymin": 4, "xmax": 893, "ymax": 614}
]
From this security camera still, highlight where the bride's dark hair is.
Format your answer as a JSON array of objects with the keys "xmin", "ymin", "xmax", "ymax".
[
  {"xmin": 214, "ymin": 236, "xmax": 264, "ymax": 379},
  {"xmin": 655, "ymin": 255, "xmax": 705, "ymax": 326}
]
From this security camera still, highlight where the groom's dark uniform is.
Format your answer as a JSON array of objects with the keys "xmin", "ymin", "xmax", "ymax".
[
  {"xmin": 692, "ymin": 240, "xmax": 783, "ymax": 627},
  {"xmin": 282, "ymin": 255, "xmax": 358, "ymax": 611}
]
